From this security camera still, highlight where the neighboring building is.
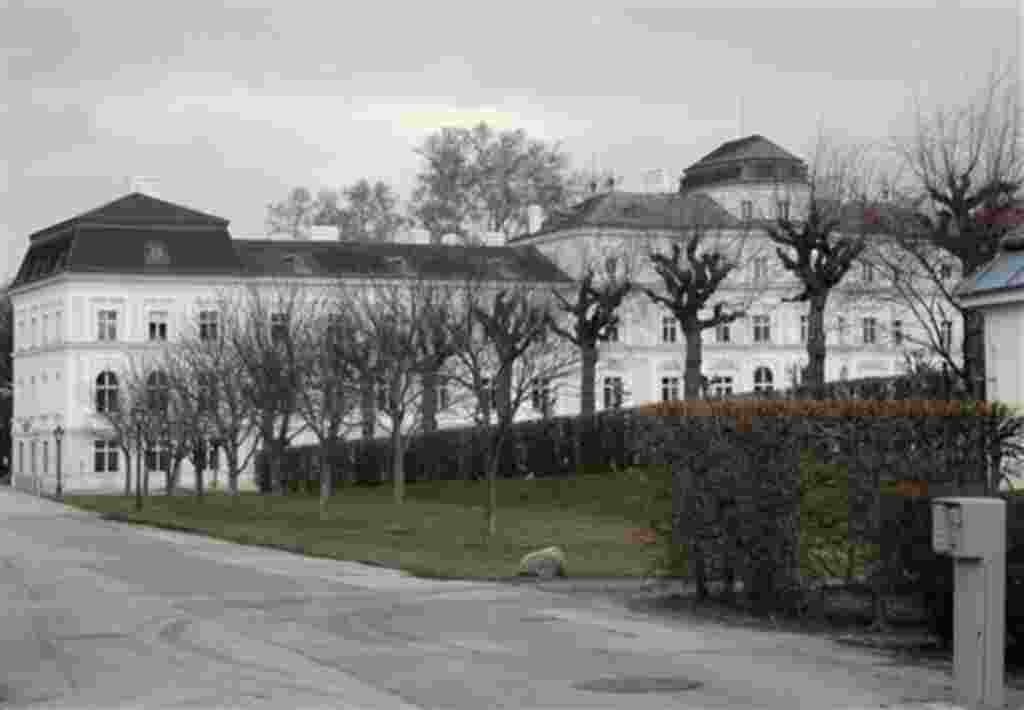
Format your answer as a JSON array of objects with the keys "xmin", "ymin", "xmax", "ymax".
[
  {"xmin": 9, "ymin": 193, "xmax": 571, "ymax": 494},
  {"xmin": 513, "ymin": 135, "xmax": 958, "ymax": 411}
]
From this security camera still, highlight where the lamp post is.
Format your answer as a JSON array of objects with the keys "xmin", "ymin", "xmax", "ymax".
[
  {"xmin": 53, "ymin": 425, "xmax": 64, "ymax": 499},
  {"xmin": 131, "ymin": 405, "xmax": 144, "ymax": 512}
]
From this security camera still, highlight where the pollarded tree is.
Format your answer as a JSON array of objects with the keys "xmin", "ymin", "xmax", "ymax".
[
  {"xmin": 763, "ymin": 136, "xmax": 883, "ymax": 392},
  {"xmin": 266, "ymin": 187, "xmax": 318, "ymax": 239},
  {"xmin": 550, "ymin": 255, "xmax": 631, "ymax": 417},
  {"xmin": 893, "ymin": 62, "xmax": 1023, "ymax": 398},
  {"xmin": 642, "ymin": 227, "xmax": 747, "ymax": 401}
]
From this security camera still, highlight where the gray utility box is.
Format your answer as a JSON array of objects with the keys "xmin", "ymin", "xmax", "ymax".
[{"xmin": 932, "ymin": 497, "xmax": 1006, "ymax": 710}]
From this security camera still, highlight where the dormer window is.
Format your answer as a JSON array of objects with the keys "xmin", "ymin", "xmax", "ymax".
[
  {"xmin": 144, "ymin": 240, "xmax": 170, "ymax": 266},
  {"xmin": 282, "ymin": 254, "xmax": 312, "ymax": 275}
]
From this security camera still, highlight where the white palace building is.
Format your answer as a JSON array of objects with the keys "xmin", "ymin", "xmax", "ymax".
[{"xmin": 9, "ymin": 135, "xmax": 952, "ymax": 494}]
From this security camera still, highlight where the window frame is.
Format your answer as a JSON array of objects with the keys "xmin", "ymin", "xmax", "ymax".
[
  {"xmin": 753, "ymin": 366, "xmax": 774, "ymax": 393},
  {"xmin": 862, "ymin": 316, "xmax": 877, "ymax": 345},
  {"xmin": 603, "ymin": 375, "xmax": 624, "ymax": 410},
  {"xmin": 752, "ymin": 315, "xmax": 771, "ymax": 343},
  {"xmin": 199, "ymin": 310, "xmax": 220, "ymax": 341},
  {"xmin": 661, "ymin": 376, "xmax": 680, "ymax": 402},
  {"xmin": 97, "ymin": 309, "xmax": 118, "ymax": 342},
  {"xmin": 661, "ymin": 315, "xmax": 677, "ymax": 344},
  {"xmin": 148, "ymin": 310, "xmax": 169, "ymax": 342},
  {"xmin": 95, "ymin": 371, "xmax": 119, "ymax": 413}
]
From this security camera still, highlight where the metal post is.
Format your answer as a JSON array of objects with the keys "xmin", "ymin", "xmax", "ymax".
[
  {"xmin": 53, "ymin": 425, "xmax": 64, "ymax": 499},
  {"xmin": 135, "ymin": 420, "xmax": 143, "ymax": 512}
]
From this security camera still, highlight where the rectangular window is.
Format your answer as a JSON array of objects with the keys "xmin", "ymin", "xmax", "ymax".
[
  {"xmin": 30, "ymin": 441, "xmax": 36, "ymax": 475},
  {"xmin": 42, "ymin": 441, "xmax": 48, "ymax": 475},
  {"xmin": 941, "ymin": 320, "xmax": 953, "ymax": 350},
  {"xmin": 42, "ymin": 314, "xmax": 49, "ymax": 345},
  {"xmin": 199, "ymin": 310, "xmax": 219, "ymax": 340},
  {"xmin": 603, "ymin": 376, "xmax": 623, "ymax": 410},
  {"xmin": 800, "ymin": 315, "xmax": 808, "ymax": 344},
  {"xmin": 716, "ymin": 321, "xmax": 731, "ymax": 343},
  {"xmin": 437, "ymin": 381, "xmax": 450, "ymax": 410},
  {"xmin": 145, "ymin": 444, "xmax": 170, "ymax": 472},
  {"xmin": 97, "ymin": 310, "xmax": 117, "ymax": 341},
  {"xmin": 777, "ymin": 200, "xmax": 790, "ymax": 220},
  {"xmin": 754, "ymin": 256, "xmax": 768, "ymax": 281},
  {"xmin": 18, "ymin": 442, "xmax": 24, "ymax": 476},
  {"xmin": 661, "ymin": 376, "xmax": 680, "ymax": 402},
  {"xmin": 741, "ymin": 200, "xmax": 753, "ymax": 221},
  {"xmin": 709, "ymin": 375, "xmax": 733, "ymax": 398},
  {"xmin": 148, "ymin": 310, "xmax": 168, "ymax": 341},
  {"xmin": 661, "ymin": 316, "xmax": 677, "ymax": 344},
  {"xmin": 55, "ymin": 311, "xmax": 62, "ymax": 343},
  {"xmin": 753, "ymin": 315, "xmax": 771, "ymax": 343},
  {"xmin": 862, "ymin": 317, "xmax": 877, "ymax": 345},
  {"xmin": 270, "ymin": 312, "xmax": 288, "ymax": 342},
  {"xmin": 604, "ymin": 322, "xmax": 619, "ymax": 343},
  {"xmin": 531, "ymin": 378, "xmax": 553, "ymax": 415},
  {"xmin": 891, "ymin": 319, "xmax": 903, "ymax": 346},
  {"xmin": 836, "ymin": 316, "xmax": 847, "ymax": 344},
  {"xmin": 31, "ymin": 317, "xmax": 38, "ymax": 347},
  {"xmin": 862, "ymin": 262, "xmax": 875, "ymax": 283}
]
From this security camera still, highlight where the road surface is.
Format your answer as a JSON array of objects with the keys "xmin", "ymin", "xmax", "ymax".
[{"xmin": 0, "ymin": 488, "xmax": 1016, "ymax": 709}]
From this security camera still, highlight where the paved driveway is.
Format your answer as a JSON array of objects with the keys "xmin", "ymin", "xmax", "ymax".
[{"xmin": 0, "ymin": 488, "xmax": 1016, "ymax": 709}]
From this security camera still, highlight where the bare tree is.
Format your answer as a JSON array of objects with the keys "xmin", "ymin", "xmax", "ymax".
[
  {"xmin": 762, "ymin": 136, "xmax": 885, "ymax": 391},
  {"xmin": 342, "ymin": 278, "xmax": 461, "ymax": 504},
  {"xmin": 550, "ymin": 255, "xmax": 632, "ymax": 417},
  {"xmin": 293, "ymin": 295, "xmax": 361, "ymax": 517},
  {"xmin": 176, "ymin": 306, "xmax": 260, "ymax": 498},
  {"xmin": 450, "ymin": 282, "xmax": 578, "ymax": 537},
  {"xmin": 892, "ymin": 63, "xmax": 1023, "ymax": 398},
  {"xmin": 642, "ymin": 225, "xmax": 748, "ymax": 401},
  {"xmin": 227, "ymin": 283, "xmax": 312, "ymax": 495},
  {"xmin": 266, "ymin": 187, "xmax": 318, "ymax": 239}
]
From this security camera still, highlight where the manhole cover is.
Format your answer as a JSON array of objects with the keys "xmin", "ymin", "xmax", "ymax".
[{"xmin": 573, "ymin": 676, "xmax": 704, "ymax": 693}]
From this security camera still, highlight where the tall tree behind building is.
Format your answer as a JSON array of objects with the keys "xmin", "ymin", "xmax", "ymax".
[{"xmin": 411, "ymin": 122, "xmax": 569, "ymax": 243}]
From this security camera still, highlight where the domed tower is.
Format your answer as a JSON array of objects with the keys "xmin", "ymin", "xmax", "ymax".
[{"xmin": 678, "ymin": 135, "xmax": 810, "ymax": 223}]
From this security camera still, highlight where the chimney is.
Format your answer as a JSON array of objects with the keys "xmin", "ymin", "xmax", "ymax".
[
  {"xmin": 482, "ymin": 231, "xmax": 505, "ymax": 247},
  {"xmin": 126, "ymin": 176, "xmax": 160, "ymax": 198},
  {"xmin": 309, "ymin": 225, "xmax": 338, "ymax": 241},
  {"xmin": 527, "ymin": 205, "xmax": 545, "ymax": 234}
]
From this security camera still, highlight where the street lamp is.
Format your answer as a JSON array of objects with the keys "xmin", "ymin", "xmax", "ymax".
[
  {"xmin": 53, "ymin": 425, "xmax": 64, "ymax": 499},
  {"xmin": 131, "ymin": 405, "xmax": 144, "ymax": 511}
]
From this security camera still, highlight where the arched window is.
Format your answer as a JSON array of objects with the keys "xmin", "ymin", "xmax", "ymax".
[
  {"xmin": 840, "ymin": 365, "xmax": 849, "ymax": 381},
  {"xmin": 96, "ymin": 371, "xmax": 119, "ymax": 413},
  {"xmin": 147, "ymin": 370, "xmax": 170, "ymax": 413},
  {"xmin": 753, "ymin": 366, "xmax": 774, "ymax": 394}
]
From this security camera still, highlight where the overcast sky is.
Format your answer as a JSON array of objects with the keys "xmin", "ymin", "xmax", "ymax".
[{"xmin": 2, "ymin": 1, "xmax": 1020, "ymax": 281}]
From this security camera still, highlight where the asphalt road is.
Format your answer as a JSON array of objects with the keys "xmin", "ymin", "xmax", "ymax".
[{"xmin": 0, "ymin": 488, "xmax": 1016, "ymax": 710}]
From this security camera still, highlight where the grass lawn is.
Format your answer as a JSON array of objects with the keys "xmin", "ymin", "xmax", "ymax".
[{"xmin": 64, "ymin": 471, "xmax": 668, "ymax": 580}]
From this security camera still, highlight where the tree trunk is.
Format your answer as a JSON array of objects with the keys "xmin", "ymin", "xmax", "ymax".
[
  {"xmin": 360, "ymin": 377, "xmax": 376, "ymax": 440},
  {"xmin": 484, "ymin": 433, "xmax": 502, "ymax": 539},
  {"xmin": 579, "ymin": 342, "xmax": 599, "ymax": 417},
  {"xmin": 804, "ymin": 291, "xmax": 828, "ymax": 391},
  {"xmin": 226, "ymin": 449, "xmax": 239, "ymax": 502},
  {"xmin": 682, "ymin": 324, "xmax": 703, "ymax": 401},
  {"xmin": 123, "ymin": 450, "xmax": 132, "ymax": 496},
  {"xmin": 421, "ymin": 367, "xmax": 438, "ymax": 434},
  {"xmin": 391, "ymin": 425, "xmax": 405, "ymax": 505},
  {"xmin": 320, "ymin": 446, "xmax": 332, "ymax": 520},
  {"xmin": 963, "ymin": 308, "xmax": 985, "ymax": 400},
  {"xmin": 195, "ymin": 465, "xmax": 205, "ymax": 499}
]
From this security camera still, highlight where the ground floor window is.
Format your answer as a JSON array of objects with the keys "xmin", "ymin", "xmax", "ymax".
[
  {"xmin": 603, "ymin": 376, "xmax": 624, "ymax": 410},
  {"xmin": 42, "ymin": 441, "xmax": 48, "ymax": 475},
  {"xmin": 661, "ymin": 376, "xmax": 680, "ymax": 402},
  {"xmin": 146, "ymin": 444, "xmax": 171, "ymax": 472},
  {"xmin": 18, "ymin": 442, "xmax": 24, "ymax": 476},
  {"xmin": 94, "ymin": 440, "xmax": 119, "ymax": 473},
  {"xmin": 753, "ymin": 366, "xmax": 774, "ymax": 393},
  {"xmin": 30, "ymin": 441, "xmax": 36, "ymax": 475},
  {"xmin": 709, "ymin": 375, "xmax": 733, "ymax": 397}
]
